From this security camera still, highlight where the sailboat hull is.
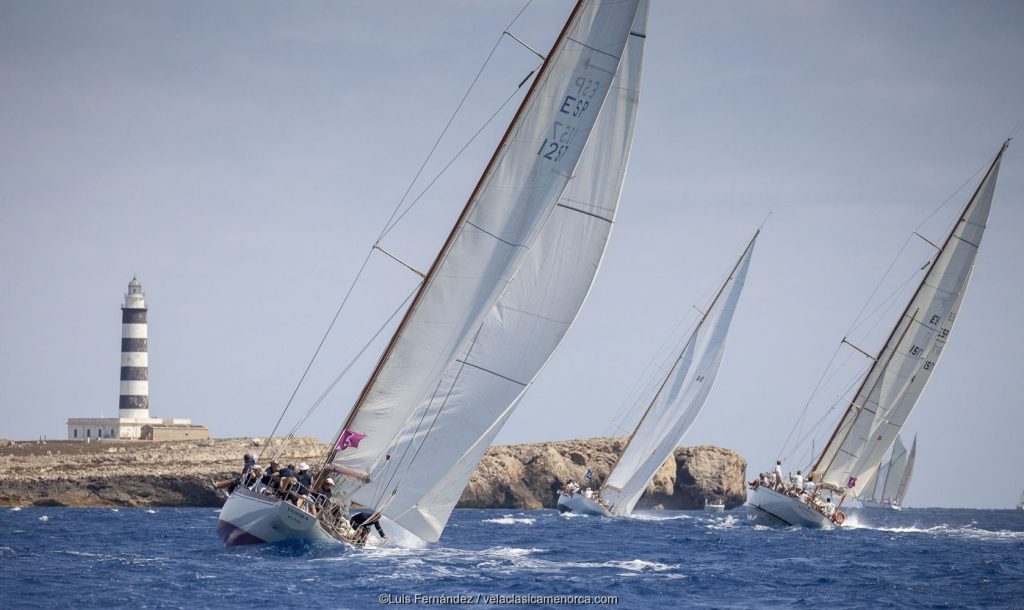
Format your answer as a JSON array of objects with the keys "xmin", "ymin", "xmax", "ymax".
[
  {"xmin": 557, "ymin": 493, "xmax": 611, "ymax": 517},
  {"xmin": 217, "ymin": 488, "xmax": 337, "ymax": 546},
  {"xmin": 745, "ymin": 486, "xmax": 836, "ymax": 529}
]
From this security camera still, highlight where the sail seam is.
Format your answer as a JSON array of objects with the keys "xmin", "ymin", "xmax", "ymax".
[
  {"xmin": 465, "ymin": 221, "xmax": 527, "ymax": 248},
  {"xmin": 497, "ymin": 304, "xmax": 573, "ymax": 325},
  {"xmin": 629, "ymin": 31, "xmax": 646, "ymax": 38},
  {"xmin": 556, "ymin": 202, "xmax": 614, "ymax": 223},
  {"xmin": 566, "ymin": 37, "xmax": 622, "ymax": 62},
  {"xmin": 952, "ymin": 234, "xmax": 980, "ymax": 249},
  {"xmin": 454, "ymin": 359, "xmax": 527, "ymax": 386}
]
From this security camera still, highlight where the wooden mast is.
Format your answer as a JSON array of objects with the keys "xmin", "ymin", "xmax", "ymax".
[
  {"xmin": 324, "ymin": 1, "xmax": 587, "ymax": 468},
  {"xmin": 811, "ymin": 141, "xmax": 1009, "ymax": 478}
]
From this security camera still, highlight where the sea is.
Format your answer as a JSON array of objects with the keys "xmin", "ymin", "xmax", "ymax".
[{"xmin": 1, "ymin": 506, "xmax": 1022, "ymax": 609}]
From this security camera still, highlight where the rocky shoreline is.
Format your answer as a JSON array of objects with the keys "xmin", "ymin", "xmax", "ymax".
[{"xmin": 0, "ymin": 437, "xmax": 746, "ymax": 509}]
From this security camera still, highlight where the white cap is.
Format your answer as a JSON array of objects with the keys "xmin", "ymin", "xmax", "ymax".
[
  {"xmin": 325, "ymin": 478, "xmax": 335, "ymax": 485},
  {"xmin": 298, "ymin": 463, "xmax": 309, "ymax": 471}
]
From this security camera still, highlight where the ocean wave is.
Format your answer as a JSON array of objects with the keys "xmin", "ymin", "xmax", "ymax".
[
  {"xmin": 9, "ymin": 507, "xmax": 22, "ymax": 512},
  {"xmin": 704, "ymin": 515, "xmax": 740, "ymax": 530},
  {"xmin": 482, "ymin": 515, "xmax": 536, "ymax": 526},
  {"xmin": 628, "ymin": 512, "xmax": 694, "ymax": 522}
]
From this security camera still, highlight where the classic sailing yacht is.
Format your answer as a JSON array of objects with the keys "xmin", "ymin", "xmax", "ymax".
[
  {"xmin": 217, "ymin": 0, "xmax": 649, "ymax": 546},
  {"xmin": 747, "ymin": 140, "xmax": 1010, "ymax": 529},
  {"xmin": 860, "ymin": 435, "xmax": 916, "ymax": 510},
  {"xmin": 558, "ymin": 231, "xmax": 758, "ymax": 516}
]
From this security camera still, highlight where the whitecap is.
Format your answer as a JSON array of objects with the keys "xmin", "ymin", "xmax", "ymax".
[
  {"xmin": 145, "ymin": 509, "xmax": 156, "ymax": 514},
  {"xmin": 628, "ymin": 512, "xmax": 693, "ymax": 522},
  {"xmin": 704, "ymin": 515, "xmax": 739, "ymax": 530},
  {"xmin": 10, "ymin": 507, "xmax": 22, "ymax": 512},
  {"xmin": 482, "ymin": 516, "xmax": 536, "ymax": 526},
  {"xmin": 38, "ymin": 515, "xmax": 48, "ymax": 522}
]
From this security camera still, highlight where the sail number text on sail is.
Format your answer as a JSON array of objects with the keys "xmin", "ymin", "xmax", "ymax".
[{"xmin": 537, "ymin": 77, "xmax": 603, "ymax": 163}]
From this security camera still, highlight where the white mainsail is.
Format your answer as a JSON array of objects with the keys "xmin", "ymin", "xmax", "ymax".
[
  {"xmin": 812, "ymin": 141, "xmax": 1009, "ymax": 497},
  {"xmin": 376, "ymin": 2, "xmax": 650, "ymax": 542},
  {"xmin": 894, "ymin": 435, "xmax": 917, "ymax": 506},
  {"xmin": 601, "ymin": 231, "xmax": 758, "ymax": 517},
  {"xmin": 879, "ymin": 436, "xmax": 909, "ymax": 503},
  {"xmin": 326, "ymin": 0, "xmax": 643, "ymax": 537}
]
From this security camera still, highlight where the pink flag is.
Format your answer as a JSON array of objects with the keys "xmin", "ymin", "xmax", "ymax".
[
  {"xmin": 335, "ymin": 429, "xmax": 366, "ymax": 451},
  {"xmin": 846, "ymin": 476, "xmax": 858, "ymax": 488}
]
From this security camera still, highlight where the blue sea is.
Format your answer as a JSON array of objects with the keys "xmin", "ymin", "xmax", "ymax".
[{"xmin": 2, "ymin": 506, "xmax": 1022, "ymax": 608}]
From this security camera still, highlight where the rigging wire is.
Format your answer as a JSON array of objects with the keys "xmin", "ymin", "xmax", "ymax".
[
  {"xmin": 775, "ymin": 144, "xmax": 1004, "ymax": 465},
  {"xmin": 258, "ymin": 0, "xmax": 539, "ymax": 460},
  {"xmin": 269, "ymin": 287, "xmax": 418, "ymax": 463}
]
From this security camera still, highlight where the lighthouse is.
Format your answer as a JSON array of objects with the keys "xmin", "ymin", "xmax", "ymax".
[
  {"xmin": 119, "ymin": 276, "xmax": 150, "ymax": 419},
  {"xmin": 66, "ymin": 276, "xmax": 207, "ymax": 441}
]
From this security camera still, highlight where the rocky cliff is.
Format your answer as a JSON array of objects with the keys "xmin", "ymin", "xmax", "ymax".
[
  {"xmin": 461, "ymin": 437, "xmax": 747, "ymax": 510},
  {"xmin": 0, "ymin": 437, "xmax": 746, "ymax": 509}
]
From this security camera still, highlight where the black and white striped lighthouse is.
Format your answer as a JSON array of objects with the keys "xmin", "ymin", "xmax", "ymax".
[{"xmin": 119, "ymin": 276, "xmax": 149, "ymax": 419}]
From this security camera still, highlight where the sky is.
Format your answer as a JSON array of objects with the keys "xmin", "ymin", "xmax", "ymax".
[{"xmin": 1, "ymin": 0, "xmax": 1022, "ymax": 509}]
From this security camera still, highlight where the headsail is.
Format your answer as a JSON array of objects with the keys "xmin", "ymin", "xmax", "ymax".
[
  {"xmin": 880, "ymin": 435, "xmax": 909, "ymax": 503},
  {"xmin": 327, "ymin": 0, "xmax": 643, "ymax": 536},
  {"xmin": 602, "ymin": 231, "xmax": 758, "ymax": 517},
  {"xmin": 813, "ymin": 141, "xmax": 1009, "ymax": 497},
  {"xmin": 894, "ymin": 435, "xmax": 916, "ymax": 506},
  {"xmin": 374, "ymin": 1, "xmax": 650, "ymax": 542}
]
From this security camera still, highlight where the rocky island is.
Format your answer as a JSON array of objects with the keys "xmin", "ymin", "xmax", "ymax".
[{"xmin": 0, "ymin": 437, "xmax": 746, "ymax": 509}]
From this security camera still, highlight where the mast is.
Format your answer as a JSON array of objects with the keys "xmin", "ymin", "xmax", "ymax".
[
  {"xmin": 607, "ymin": 230, "xmax": 759, "ymax": 481},
  {"xmin": 320, "ymin": 2, "xmax": 642, "ymax": 521},
  {"xmin": 812, "ymin": 140, "xmax": 1010, "ymax": 489},
  {"xmin": 327, "ymin": 2, "xmax": 587, "ymax": 466}
]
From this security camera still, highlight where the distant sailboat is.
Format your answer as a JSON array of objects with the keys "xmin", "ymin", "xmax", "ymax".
[
  {"xmin": 860, "ymin": 435, "xmax": 916, "ymax": 510},
  {"xmin": 1018, "ymin": 489, "xmax": 1024, "ymax": 511},
  {"xmin": 747, "ymin": 140, "xmax": 1010, "ymax": 529},
  {"xmin": 217, "ymin": 0, "xmax": 649, "ymax": 547},
  {"xmin": 558, "ymin": 231, "xmax": 758, "ymax": 516}
]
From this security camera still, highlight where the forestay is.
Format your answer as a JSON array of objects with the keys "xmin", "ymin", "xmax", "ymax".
[
  {"xmin": 368, "ymin": 2, "xmax": 649, "ymax": 542},
  {"xmin": 602, "ymin": 232, "xmax": 758, "ymax": 517},
  {"xmin": 813, "ymin": 142, "xmax": 1008, "ymax": 496},
  {"xmin": 329, "ymin": 0, "xmax": 643, "ymax": 530}
]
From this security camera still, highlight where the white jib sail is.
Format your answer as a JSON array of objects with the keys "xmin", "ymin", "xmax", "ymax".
[
  {"xmin": 880, "ymin": 435, "xmax": 908, "ymax": 503},
  {"xmin": 814, "ymin": 143, "xmax": 1007, "ymax": 496},
  {"xmin": 861, "ymin": 464, "xmax": 882, "ymax": 503},
  {"xmin": 367, "ymin": 2, "xmax": 649, "ymax": 542},
  {"xmin": 894, "ymin": 435, "xmax": 916, "ymax": 506},
  {"xmin": 331, "ymin": 0, "xmax": 643, "ymax": 523},
  {"xmin": 602, "ymin": 232, "xmax": 758, "ymax": 517}
]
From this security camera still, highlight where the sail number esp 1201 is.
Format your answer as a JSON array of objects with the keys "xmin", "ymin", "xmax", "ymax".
[{"xmin": 537, "ymin": 77, "xmax": 602, "ymax": 163}]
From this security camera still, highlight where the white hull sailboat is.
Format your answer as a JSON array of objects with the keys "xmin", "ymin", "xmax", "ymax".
[
  {"xmin": 747, "ymin": 486, "xmax": 834, "ymax": 529},
  {"xmin": 217, "ymin": 488, "xmax": 337, "ymax": 546},
  {"xmin": 559, "ymin": 231, "xmax": 758, "ymax": 517},
  {"xmin": 859, "ymin": 435, "xmax": 916, "ymax": 511},
  {"xmin": 557, "ymin": 492, "xmax": 611, "ymax": 517},
  {"xmin": 218, "ymin": 0, "xmax": 649, "ymax": 547},
  {"xmin": 747, "ymin": 141, "xmax": 1010, "ymax": 529}
]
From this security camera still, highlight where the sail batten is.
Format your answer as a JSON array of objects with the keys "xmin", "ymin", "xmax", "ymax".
[{"xmin": 813, "ymin": 142, "xmax": 1009, "ymax": 496}]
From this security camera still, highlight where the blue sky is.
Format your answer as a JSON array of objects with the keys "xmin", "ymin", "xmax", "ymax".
[{"xmin": 2, "ymin": 1, "xmax": 1022, "ymax": 508}]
